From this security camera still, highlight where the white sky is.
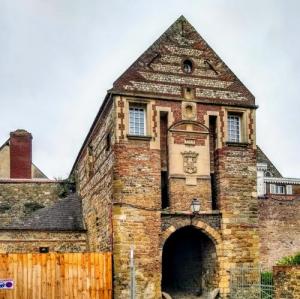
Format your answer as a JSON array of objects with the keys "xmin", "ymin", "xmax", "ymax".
[{"xmin": 0, "ymin": 0, "xmax": 299, "ymax": 179}]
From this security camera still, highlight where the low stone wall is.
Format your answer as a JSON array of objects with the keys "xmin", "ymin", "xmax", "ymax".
[
  {"xmin": 0, "ymin": 230, "xmax": 87, "ymax": 252},
  {"xmin": 0, "ymin": 180, "xmax": 62, "ymax": 226},
  {"xmin": 273, "ymin": 266, "xmax": 300, "ymax": 299}
]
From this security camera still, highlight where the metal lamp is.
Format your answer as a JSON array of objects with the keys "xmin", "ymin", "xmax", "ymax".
[{"xmin": 191, "ymin": 198, "xmax": 201, "ymax": 214}]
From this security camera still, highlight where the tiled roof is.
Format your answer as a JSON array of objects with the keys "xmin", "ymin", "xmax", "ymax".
[{"xmin": 2, "ymin": 193, "xmax": 85, "ymax": 231}]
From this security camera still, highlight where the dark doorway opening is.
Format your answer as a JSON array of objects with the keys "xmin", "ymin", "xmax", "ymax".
[
  {"xmin": 162, "ymin": 226, "xmax": 218, "ymax": 297},
  {"xmin": 160, "ymin": 112, "xmax": 169, "ymax": 209},
  {"xmin": 161, "ymin": 171, "xmax": 169, "ymax": 209}
]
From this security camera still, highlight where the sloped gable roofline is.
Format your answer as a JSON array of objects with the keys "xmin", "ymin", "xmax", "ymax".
[{"xmin": 112, "ymin": 15, "xmax": 255, "ymax": 104}]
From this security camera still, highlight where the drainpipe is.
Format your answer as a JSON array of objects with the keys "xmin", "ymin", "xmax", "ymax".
[{"xmin": 130, "ymin": 245, "xmax": 136, "ymax": 299}]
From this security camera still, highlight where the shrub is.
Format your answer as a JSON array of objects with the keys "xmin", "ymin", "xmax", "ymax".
[
  {"xmin": 276, "ymin": 252, "xmax": 300, "ymax": 266},
  {"xmin": 260, "ymin": 271, "xmax": 274, "ymax": 299},
  {"xmin": 261, "ymin": 271, "xmax": 273, "ymax": 284}
]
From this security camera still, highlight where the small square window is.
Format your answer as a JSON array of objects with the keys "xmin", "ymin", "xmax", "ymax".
[
  {"xmin": 227, "ymin": 114, "xmax": 241, "ymax": 142},
  {"xmin": 276, "ymin": 185, "xmax": 285, "ymax": 194},
  {"xmin": 129, "ymin": 105, "xmax": 146, "ymax": 136}
]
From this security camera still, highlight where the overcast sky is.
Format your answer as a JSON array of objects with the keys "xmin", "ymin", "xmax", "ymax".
[{"xmin": 0, "ymin": 0, "xmax": 299, "ymax": 179}]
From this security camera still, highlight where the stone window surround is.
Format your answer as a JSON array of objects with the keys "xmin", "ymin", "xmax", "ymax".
[
  {"xmin": 224, "ymin": 107, "xmax": 249, "ymax": 144},
  {"xmin": 227, "ymin": 114, "xmax": 241, "ymax": 142},
  {"xmin": 124, "ymin": 98, "xmax": 152, "ymax": 140},
  {"xmin": 129, "ymin": 105, "xmax": 146, "ymax": 136}
]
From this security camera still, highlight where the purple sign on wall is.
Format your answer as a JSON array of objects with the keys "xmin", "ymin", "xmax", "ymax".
[{"xmin": 0, "ymin": 280, "xmax": 14, "ymax": 289}]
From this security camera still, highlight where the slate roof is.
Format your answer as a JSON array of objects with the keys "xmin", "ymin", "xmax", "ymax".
[
  {"xmin": 257, "ymin": 146, "xmax": 282, "ymax": 177},
  {"xmin": 3, "ymin": 193, "xmax": 85, "ymax": 231}
]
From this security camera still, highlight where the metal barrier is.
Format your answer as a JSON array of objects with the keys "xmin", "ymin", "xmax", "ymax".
[{"xmin": 230, "ymin": 265, "xmax": 274, "ymax": 299}]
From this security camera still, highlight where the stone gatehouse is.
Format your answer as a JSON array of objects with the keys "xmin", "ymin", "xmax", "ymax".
[{"xmin": 70, "ymin": 16, "xmax": 259, "ymax": 298}]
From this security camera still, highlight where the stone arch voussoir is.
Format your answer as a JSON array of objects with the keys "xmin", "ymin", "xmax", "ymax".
[{"xmin": 161, "ymin": 221, "xmax": 222, "ymax": 248}]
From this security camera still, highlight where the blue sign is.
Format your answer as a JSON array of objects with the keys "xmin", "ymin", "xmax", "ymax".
[{"xmin": 0, "ymin": 280, "xmax": 14, "ymax": 289}]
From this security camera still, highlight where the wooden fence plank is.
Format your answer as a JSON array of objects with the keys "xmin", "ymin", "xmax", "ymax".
[
  {"xmin": 50, "ymin": 253, "xmax": 55, "ymax": 299},
  {"xmin": 27, "ymin": 254, "xmax": 32, "ymax": 299},
  {"xmin": 0, "ymin": 254, "xmax": 7, "ymax": 299},
  {"xmin": 77, "ymin": 253, "xmax": 83, "ymax": 299},
  {"xmin": 41, "ymin": 253, "xmax": 47, "ymax": 299},
  {"xmin": 0, "ymin": 253, "xmax": 112, "ymax": 299},
  {"xmin": 83, "ymin": 253, "xmax": 89, "ymax": 299},
  {"xmin": 45, "ymin": 254, "xmax": 50, "ymax": 299},
  {"xmin": 55, "ymin": 254, "xmax": 62, "ymax": 299}
]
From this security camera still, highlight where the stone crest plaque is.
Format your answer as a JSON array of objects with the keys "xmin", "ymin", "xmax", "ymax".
[{"xmin": 181, "ymin": 151, "xmax": 199, "ymax": 174}]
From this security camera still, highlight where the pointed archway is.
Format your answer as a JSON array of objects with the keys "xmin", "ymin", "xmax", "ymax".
[{"xmin": 161, "ymin": 225, "xmax": 218, "ymax": 297}]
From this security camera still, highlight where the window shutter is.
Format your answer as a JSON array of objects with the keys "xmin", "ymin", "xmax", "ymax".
[
  {"xmin": 286, "ymin": 185, "xmax": 293, "ymax": 195},
  {"xmin": 270, "ymin": 184, "xmax": 276, "ymax": 194}
]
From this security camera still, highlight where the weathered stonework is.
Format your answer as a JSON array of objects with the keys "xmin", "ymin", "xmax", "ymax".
[
  {"xmin": 0, "ymin": 181, "xmax": 62, "ymax": 226},
  {"xmin": 161, "ymin": 212, "xmax": 221, "ymax": 233},
  {"xmin": 0, "ymin": 231, "xmax": 87, "ymax": 253},
  {"xmin": 273, "ymin": 266, "xmax": 300, "ymax": 299},
  {"xmin": 75, "ymin": 99, "xmax": 115, "ymax": 252},
  {"xmin": 169, "ymin": 178, "xmax": 212, "ymax": 212},
  {"xmin": 113, "ymin": 205, "xmax": 161, "ymax": 299},
  {"xmin": 259, "ymin": 197, "xmax": 300, "ymax": 269},
  {"xmin": 0, "ymin": 181, "xmax": 87, "ymax": 253}
]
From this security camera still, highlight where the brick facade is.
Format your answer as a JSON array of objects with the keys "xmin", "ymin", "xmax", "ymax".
[{"xmin": 71, "ymin": 16, "xmax": 260, "ymax": 298}]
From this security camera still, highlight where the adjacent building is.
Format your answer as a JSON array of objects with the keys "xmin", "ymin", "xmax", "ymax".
[
  {"xmin": 257, "ymin": 146, "xmax": 300, "ymax": 198},
  {"xmin": 256, "ymin": 146, "xmax": 300, "ymax": 269},
  {"xmin": 0, "ymin": 129, "xmax": 47, "ymax": 179},
  {"xmin": 0, "ymin": 130, "xmax": 86, "ymax": 254}
]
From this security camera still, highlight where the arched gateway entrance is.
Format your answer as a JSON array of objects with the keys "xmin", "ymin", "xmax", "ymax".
[{"xmin": 162, "ymin": 226, "xmax": 218, "ymax": 298}]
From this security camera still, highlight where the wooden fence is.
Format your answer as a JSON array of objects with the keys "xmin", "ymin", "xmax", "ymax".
[{"xmin": 0, "ymin": 252, "xmax": 112, "ymax": 299}]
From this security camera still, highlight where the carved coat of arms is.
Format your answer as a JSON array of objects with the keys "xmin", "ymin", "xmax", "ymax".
[{"xmin": 181, "ymin": 151, "xmax": 199, "ymax": 174}]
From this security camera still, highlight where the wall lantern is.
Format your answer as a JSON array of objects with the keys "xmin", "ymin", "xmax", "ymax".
[{"xmin": 190, "ymin": 198, "xmax": 201, "ymax": 214}]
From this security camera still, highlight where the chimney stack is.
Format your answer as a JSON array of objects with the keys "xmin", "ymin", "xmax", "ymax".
[{"xmin": 10, "ymin": 129, "xmax": 32, "ymax": 179}]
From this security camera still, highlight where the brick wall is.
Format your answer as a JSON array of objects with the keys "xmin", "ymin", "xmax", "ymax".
[
  {"xmin": 273, "ymin": 266, "xmax": 300, "ymax": 299},
  {"xmin": 10, "ymin": 130, "xmax": 32, "ymax": 179},
  {"xmin": 259, "ymin": 197, "xmax": 300, "ymax": 269}
]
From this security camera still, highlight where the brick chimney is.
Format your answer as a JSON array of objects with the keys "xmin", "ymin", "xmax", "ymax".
[{"xmin": 10, "ymin": 129, "xmax": 32, "ymax": 179}]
